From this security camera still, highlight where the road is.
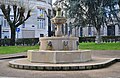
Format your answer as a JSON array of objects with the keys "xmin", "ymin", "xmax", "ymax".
[
  {"xmin": 0, "ymin": 59, "xmax": 120, "ymax": 78},
  {"xmin": 0, "ymin": 50, "xmax": 120, "ymax": 78}
]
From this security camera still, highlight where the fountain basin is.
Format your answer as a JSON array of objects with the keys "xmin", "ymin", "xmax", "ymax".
[{"xmin": 27, "ymin": 50, "xmax": 92, "ymax": 63}]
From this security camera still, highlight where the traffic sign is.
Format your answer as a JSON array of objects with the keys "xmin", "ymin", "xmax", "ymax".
[{"xmin": 16, "ymin": 28, "xmax": 20, "ymax": 32}]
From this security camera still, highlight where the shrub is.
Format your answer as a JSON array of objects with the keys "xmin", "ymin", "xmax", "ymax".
[{"xmin": 79, "ymin": 36, "xmax": 120, "ymax": 43}]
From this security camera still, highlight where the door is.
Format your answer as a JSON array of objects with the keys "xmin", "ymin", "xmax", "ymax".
[{"xmin": 107, "ymin": 25, "xmax": 115, "ymax": 36}]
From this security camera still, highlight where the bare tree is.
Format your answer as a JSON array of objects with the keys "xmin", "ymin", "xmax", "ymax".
[{"xmin": 0, "ymin": 0, "xmax": 33, "ymax": 45}]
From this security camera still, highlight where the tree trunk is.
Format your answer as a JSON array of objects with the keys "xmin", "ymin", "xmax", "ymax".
[
  {"xmin": 10, "ymin": 27, "xmax": 16, "ymax": 46},
  {"xmin": 95, "ymin": 28, "xmax": 101, "ymax": 44}
]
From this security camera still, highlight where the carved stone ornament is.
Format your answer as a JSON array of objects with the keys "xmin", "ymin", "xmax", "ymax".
[
  {"xmin": 46, "ymin": 41, "xmax": 53, "ymax": 50},
  {"xmin": 63, "ymin": 41, "xmax": 69, "ymax": 50}
]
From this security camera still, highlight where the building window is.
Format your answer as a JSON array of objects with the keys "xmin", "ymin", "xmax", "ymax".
[
  {"xmin": 37, "ymin": 8, "xmax": 46, "ymax": 29},
  {"xmin": 38, "ymin": 9, "xmax": 45, "ymax": 18},
  {"xmin": 2, "ymin": 31, "xmax": 9, "ymax": 38},
  {"xmin": 3, "ymin": 19, "xmax": 9, "ymax": 27},
  {"xmin": 119, "ymin": 26, "xmax": 120, "ymax": 35},
  {"xmin": 80, "ymin": 27, "xmax": 83, "ymax": 37},
  {"xmin": 88, "ymin": 26, "xmax": 92, "ymax": 36},
  {"xmin": 107, "ymin": 25, "xmax": 115, "ymax": 36},
  {"xmin": 22, "ymin": 23, "xmax": 25, "ymax": 28},
  {"xmin": 37, "ymin": 19, "xmax": 45, "ymax": 29}
]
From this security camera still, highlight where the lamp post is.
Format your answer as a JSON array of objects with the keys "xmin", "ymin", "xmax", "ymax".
[
  {"xmin": 48, "ymin": 9, "xmax": 51, "ymax": 37},
  {"xmin": 0, "ymin": 17, "xmax": 2, "ymax": 46}
]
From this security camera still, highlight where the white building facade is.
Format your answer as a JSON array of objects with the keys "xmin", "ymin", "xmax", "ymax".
[
  {"xmin": 0, "ymin": 0, "xmax": 52, "ymax": 39},
  {"xmin": 79, "ymin": 25, "xmax": 120, "ymax": 37}
]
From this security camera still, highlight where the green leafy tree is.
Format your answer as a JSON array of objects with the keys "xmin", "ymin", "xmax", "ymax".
[{"xmin": 57, "ymin": 0, "xmax": 120, "ymax": 43}]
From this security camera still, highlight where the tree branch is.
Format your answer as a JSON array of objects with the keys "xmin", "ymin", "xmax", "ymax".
[
  {"xmin": 0, "ymin": 4, "xmax": 12, "ymax": 27},
  {"xmin": 13, "ymin": 5, "xmax": 17, "ymax": 24},
  {"xmin": 16, "ymin": 10, "xmax": 31, "ymax": 27}
]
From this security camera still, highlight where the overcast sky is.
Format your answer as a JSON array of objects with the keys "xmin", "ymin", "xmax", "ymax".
[{"xmin": 52, "ymin": 0, "xmax": 56, "ymax": 4}]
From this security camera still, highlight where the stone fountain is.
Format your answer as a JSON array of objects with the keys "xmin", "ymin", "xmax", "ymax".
[
  {"xmin": 27, "ymin": 8, "xmax": 91, "ymax": 63},
  {"xmin": 9, "ymin": 8, "xmax": 116, "ymax": 71}
]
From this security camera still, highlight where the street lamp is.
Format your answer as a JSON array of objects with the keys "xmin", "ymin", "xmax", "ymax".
[
  {"xmin": 48, "ymin": 9, "xmax": 52, "ymax": 37},
  {"xmin": 0, "ymin": 17, "xmax": 2, "ymax": 46}
]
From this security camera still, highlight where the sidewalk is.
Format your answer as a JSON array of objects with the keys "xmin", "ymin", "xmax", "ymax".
[
  {"xmin": 0, "ymin": 52, "xmax": 26, "ymax": 60},
  {"xmin": 92, "ymin": 50, "xmax": 120, "ymax": 59}
]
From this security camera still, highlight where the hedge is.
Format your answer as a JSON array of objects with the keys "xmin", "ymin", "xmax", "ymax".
[
  {"xmin": 0, "ymin": 36, "xmax": 120, "ymax": 46},
  {"xmin": 79, "ymin": 36, "xmax": 120, "ymax": 43},
  {"xmin": 0, "ymin": 38, "xmax": 39, "ymax": 46}
]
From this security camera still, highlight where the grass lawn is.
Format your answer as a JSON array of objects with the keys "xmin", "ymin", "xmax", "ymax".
[
  {"xmin": 0, "ymin": 43, "xmax": 120, "ymax": 54},
  {"xmin": 0, "ymin": 45, "xmax": 39, "ymax": 54},
  {"xmin": 80, "ymin": 42, "xmax": 120, "ymax": 50}
]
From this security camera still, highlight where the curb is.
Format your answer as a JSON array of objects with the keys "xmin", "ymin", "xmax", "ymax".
[
  {"xmin": 9, "ymin": 58, "xmax": 120, "ymax": 71},
  {"xmin": 116, "ymin": 58, "xmax": 120, "ymax": 62},
  {"xmin": 0, "ymin": 56, "xmax": 27, "ymax": 60}
]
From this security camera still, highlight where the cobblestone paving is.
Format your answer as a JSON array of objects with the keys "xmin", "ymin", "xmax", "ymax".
[{"xmin": 0, "ymin": 50, "xmax": 119, "ymax": 78}]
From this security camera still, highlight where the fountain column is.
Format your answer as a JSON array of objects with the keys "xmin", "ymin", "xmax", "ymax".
[
  {"xmin": 51, "ymin": 8, "xmax": 66, "ymax": 37},
  {"xmin": 56, "ymin": 25, "xmax": 62, "ymax": 37}
]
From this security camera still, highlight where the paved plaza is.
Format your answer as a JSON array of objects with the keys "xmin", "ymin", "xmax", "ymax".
[{"xmin": 0, "ymin": 50, "xmax": 120, "ymax": 78}]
